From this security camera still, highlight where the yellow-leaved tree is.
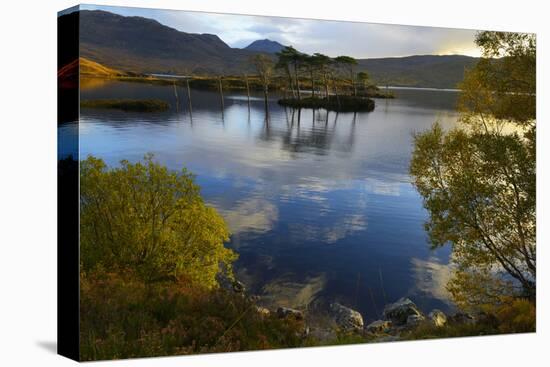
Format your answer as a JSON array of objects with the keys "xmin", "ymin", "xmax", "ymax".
[
  {"xmin": 80, "ymin": 154, "xmax": 236, "ymax": 288},
  {"xmin": 410, "ymin": 31, "xmax": 536, "ymax": 317}
]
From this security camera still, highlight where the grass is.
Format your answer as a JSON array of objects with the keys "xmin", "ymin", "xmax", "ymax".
[
  {"xmin": 80, "ymin": 99, "xmax": 170, "ymax": 112},
  {"xmin": 403, "ymin": 299, "xmax": 535, "ymax": 340},
  {"xmin": 359, "ymin": 90, "xmax": 395, "ymax": 99},
  {"xmin": 79, "ymin": 270, "xmax": 307, "ymax": 361},
  {"xmin": 80, "ymin": 57, "xmax": 124, "ymax": 77},
  {"xmin": 402, "ymin": 321, "xmax": 500, "ymax": 340},
  {"xmin": 278, "ymin": 96, "xmax": 375, "ymax": 112}
]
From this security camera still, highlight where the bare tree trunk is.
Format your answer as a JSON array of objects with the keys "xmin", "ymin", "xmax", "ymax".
[
  {"xmin": 286, "ymin": 66, "xmax": 296, "ymax": 98},
  {"xmin": 294, "ymin": 64, "xmax": 301, "ymax": 101},
  {"xmin": 310, "ymin": 70, "xmax": 315, "ymax": 98},
  {"xmin": 185, "ymin": 78, "xmax": 193, "ymax": 117},
  {"xmin": 218, "ymin": 76, "xmax": 225, "ymax": 112},
  {"xmin": 350, "ymin": 69, "xmax": 357, "ymax": 96},
  {"xmin": 323, "ymin": 74, "xmax": 330, "ymax": 100},
  {"xmin": 332, "ymin": 78, "xmax": 341, "ymax": 109},
  {"xmin": 263, "ymin": 83, "xmax": 269, "ymax": 114},
  {"xmin": 173, "ymin": 81, "xmax": 179, "ymax": 113},
  {"xmin": 244, "ymin": 74, "xmax": 251, "ymax": 112}
]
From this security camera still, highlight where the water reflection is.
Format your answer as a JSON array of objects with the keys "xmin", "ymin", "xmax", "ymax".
[
  {"xmin": 410, "ymin": 257, "xmax": 455, "ymax": 311},
  {"xmin": 77, "ymin": 79, "xmax": 460, "ymax": 320}
]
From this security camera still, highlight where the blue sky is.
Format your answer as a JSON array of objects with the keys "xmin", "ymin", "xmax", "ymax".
[{"xmin": 78, "ymin": 4, "xmax": 481, "ymax": 58}]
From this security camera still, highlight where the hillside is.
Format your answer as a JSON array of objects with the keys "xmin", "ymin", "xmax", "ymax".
[
  {"xmin": 79, "ymin": 10, "xmax": 258, "ymax": 75},
  {"xmin": 68, "ymin": 10, "xmax": 480, "ymax": 89},
  {"xmin": 80, "ymin": 57, "xmax": 124, "ymax": 77},
  {"xmin": 359, "ymin": 55, "xmax": 478, "ymax": 89}
]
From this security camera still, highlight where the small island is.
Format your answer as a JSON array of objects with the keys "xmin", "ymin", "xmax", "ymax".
[
  {"xmin": 278, "ymin": 95, "xmax": 375, "ymax": 112},
  {"xmin": 80, "ymin": 98, "xmax": 170, "ymax": 112}
]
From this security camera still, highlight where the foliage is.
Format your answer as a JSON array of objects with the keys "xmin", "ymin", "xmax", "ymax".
[
  {"xmin": 276, "ymin": 46, "xmax": 304, "ymax": 93},
  {"xmin": 459, "ymin": 32, "xmax": 535, "ymax": 128},
  {"xmin": 403, "ymin": 318, "xmax": 500, "ymax": 340},
  {"xmin": 80, "ymin": 269, "xmax": 306, "ymax": 360},
  {"xmin": 404, "ymin": 298, "xmax": 535, "ymax": 340},
  {"xmin": 494, "ymin": 298, "xmax": 536, "ymax": 333},
  {"xmin": 78, "ymin": 156, "xmax": 315, "ymax": 359},
  {"xmin": 410, "ymin": 30, "xmax": 536, "ymax": 311},
  {"xmin": 410, "ymin": 124, "xmax": 535, "ymax": 297},
  {"xmin": 446, "ymin": 266, "xmax": 515, "ymax": 312},
  {"xmin": 357, "ymin": 71, "xmax": 369, "ymax": 88},
  {"xmin": 334, "ymin": 56, "xmax": 358, "ymax": 95},
  {"xmin": 80, "ymin": 99, "xmax": 170, "ymax": 112},
  {"xmin": 80, "ymin": 155, "xmax": 236, "ymax": 287}
]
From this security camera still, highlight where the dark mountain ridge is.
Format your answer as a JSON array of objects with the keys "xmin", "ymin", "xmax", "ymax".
[
  {"xmin": 72, "ymin": 10, "xmax": 480, "ymax": 88},
  {"xmin": 79, "ymin": 10, "xmax": 257, "ymax": 74},
  {"xmin": 244, "ymin": 39, "xmax": 286, "ymax": 53}
]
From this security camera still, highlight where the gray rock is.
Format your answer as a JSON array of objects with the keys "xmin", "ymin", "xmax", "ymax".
[
  {"xmin": 406, "ymin": 314, "xmax": 426, "ymax": 326},
  {"xmin": 428, "ymin": 309, "xmax": 447, "ymax": 327},
  {"xmin": 383, "ymin": 298, "xmax": 423, "ymax": 325},
  {"xmin": 255, "ymin": 306, "xmax": 271, "ymax": 316},
  {"xmin": 277, "ymin": 307, "xmax": 304, "ymax": 320},
  {"xmin": 366, "ymin": 320, "xmax": 392, "ymax": 334},
  {"xmin": 232, "ymin": 280, "xmax": 245, "ymax": 293},
  {"xmin": 330, "ymin": 303, "xmax": 364, "ymax": 331}
]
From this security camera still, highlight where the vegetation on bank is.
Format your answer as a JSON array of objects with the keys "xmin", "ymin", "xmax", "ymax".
[
  {"xmin": 79, "ymin": 57, "xmax": 123, "ymax": 78},
  {"xmin": 78, "ymin": 49, "xmax": 393, "ymax": 111},
  {"xmin": 79, "ymin": 156, "xmax": 308, "ymax": 360},
  {"xmin": 403, "ymin": 299, "xmax": 535, "ymax": 341},
  {"xmin": 80, "ymin": 99, "xmax": 170, "ymax": 112},
  {"xmin": 80, "ymin": 269, "xmax": 306, "ymax": 360}
]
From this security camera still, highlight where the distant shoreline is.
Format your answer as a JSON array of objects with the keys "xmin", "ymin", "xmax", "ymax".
[{"xmin": 379, "ymin": 86, "xmax": 460, "ymax": 92}]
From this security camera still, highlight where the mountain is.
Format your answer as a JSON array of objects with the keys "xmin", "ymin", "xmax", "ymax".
[
  {"xmin": 78, "ymin": 10, "xmax": 258, "ymax": 75},
  {"xmin": 244, "ymin": 39, "xmax": 286, "ymax": 54},
  {"xmin": 359, "ymin": 55, "xmax": 478, "ymax": 89},
  {"xmin": 67, "ymin": 10, "xmax": 480, "ymax": 88}
]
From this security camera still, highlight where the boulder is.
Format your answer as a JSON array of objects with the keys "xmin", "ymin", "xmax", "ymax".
[
  {"xmin": 277, "ymin": 307, "xmax": 304, "ymax": 320},
  {"xmin": 366, "ymin": 320, "xmax": 392, "ymax": 334},
  {"xmin": 330, "ymin": 303, "xmax": 364, "ymax": 331},
  {"xmin": 383, "ymin": 298, "xmax": 423, "ymax": 325},
  {"xmin": 428, "ymin": 309, "xmax": 447, "ymax": 327},
  {"xmin": 232, "ymin": 280, "xmax": 245, "ymax": 293},
  {"xmin": 255, "ymin": 306, "xmax": 271, "ymax": 316},
  {"xmin": 406, "ymin": 314, "xmax": 426, "ymax": 326}
]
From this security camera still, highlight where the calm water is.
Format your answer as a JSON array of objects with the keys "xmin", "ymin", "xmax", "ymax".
[{"xmin": 61, "ymin": 79, "xmax": 461, "ymax": 321}]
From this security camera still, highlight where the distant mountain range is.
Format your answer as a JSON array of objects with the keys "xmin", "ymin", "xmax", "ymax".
[
  {"xmin": 70, "ymin": 10, "xmax": 480, "ymax": 89},
  {"xmin": 244, "ymin": 39, "xmax": 286, "ymax": 53},
  {"xmin": 359, "ymin": 55, "xmax": 478, "ymax": 89}
]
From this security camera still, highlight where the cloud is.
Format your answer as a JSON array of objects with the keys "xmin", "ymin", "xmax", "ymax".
[
  {"xmin": 214, "ymin": 197, "xmax": 279, "ymax": 236},
  {"xmin": 410, "ymin": 257, "xmax": 454, "ymax": 305},
  {"xmin": 260, "ymin": 273, "xmax": 327, "ymax": 309}
]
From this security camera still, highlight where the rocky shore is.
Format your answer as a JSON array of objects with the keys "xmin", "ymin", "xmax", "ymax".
[{"xmin": 227, "ymin": 279, "xmax": 478, "ymax": 344}]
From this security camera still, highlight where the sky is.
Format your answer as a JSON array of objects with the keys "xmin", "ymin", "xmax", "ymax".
[{"xmin": 78, "ymin": 4, "xmax": 482, "ymax": 58}]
